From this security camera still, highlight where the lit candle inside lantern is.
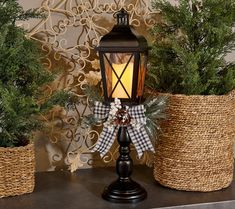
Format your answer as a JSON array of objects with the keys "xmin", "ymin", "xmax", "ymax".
[{"xmin": 112, "ymin": 62, "xmax": 134, "ymax": 98}]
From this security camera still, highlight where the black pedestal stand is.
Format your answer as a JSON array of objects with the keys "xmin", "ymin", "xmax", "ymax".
[{"xmin": 102, "ymin": 126, "xmax": 147, "ymax": 203}]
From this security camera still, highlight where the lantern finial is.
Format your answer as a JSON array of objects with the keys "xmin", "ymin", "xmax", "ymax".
[{"xmin": 115, "ymin": 8, "xmax": 129, "ymax": 26}]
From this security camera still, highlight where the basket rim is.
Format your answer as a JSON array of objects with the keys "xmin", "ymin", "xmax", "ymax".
[
  {"xmin": 0, "ymin": 142, "xmax": 34, "ymax": 151},
  {"xmin": 146, "ymin": 89, "xmax": 233, "ymax": 99}
]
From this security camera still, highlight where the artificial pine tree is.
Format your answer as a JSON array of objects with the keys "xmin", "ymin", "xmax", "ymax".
[
  {"xmin": 0, "ymin": 0, "xmax": 69, "ymax": 147},
  {"xmin": 148, "ymin": 0, "xmax": 235, "ymax": 95}
]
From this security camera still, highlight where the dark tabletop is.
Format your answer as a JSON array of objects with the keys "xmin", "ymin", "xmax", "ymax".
[{"xmin": 0, "ymin": 166, "xmax": 235, "ymax": 209}]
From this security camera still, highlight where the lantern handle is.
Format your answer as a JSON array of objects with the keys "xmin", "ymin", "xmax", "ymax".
[{"xmin": 113, "ymin": 8, "xmax": 129, "ymax": 26}]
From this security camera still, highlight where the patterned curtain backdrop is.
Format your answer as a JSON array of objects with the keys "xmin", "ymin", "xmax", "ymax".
[{"xmin": 19, "ymin": 0, "xmax": 162, "ymax": 172}]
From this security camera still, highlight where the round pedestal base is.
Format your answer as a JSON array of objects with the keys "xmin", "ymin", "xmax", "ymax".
[{"xmin": 102, "ymin": 179, "xmax": 147, "ymax": 203}]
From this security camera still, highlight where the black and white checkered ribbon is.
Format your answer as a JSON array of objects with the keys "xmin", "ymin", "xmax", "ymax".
[{"xmin": 91, "ymin": 101, "xmax": 155, "ymax": 158}]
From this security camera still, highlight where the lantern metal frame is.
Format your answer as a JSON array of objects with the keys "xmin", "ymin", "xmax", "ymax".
[
  {"xmin": 97, "ymin": 8, "xmax": 148, "ymax": 105},
  {"xmin": 96, "ymin": 8, "xmax": 149, "ymax": 203}
]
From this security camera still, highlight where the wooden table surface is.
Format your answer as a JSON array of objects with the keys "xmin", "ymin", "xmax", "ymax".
[{"xmin": 0, "ymin": 166, "xmax": 235, "ymax": 209}]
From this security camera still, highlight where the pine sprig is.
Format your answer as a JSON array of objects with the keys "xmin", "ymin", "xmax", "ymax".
[
  {"xmin": 40, "ymin": 91, "xmax": 71, "ymax": 113},
  {"xmin": 144, "ymin": 95, "xmax": 168, "ymax": 142},
  {"xmin": 80, "ymin": 84, "xmax": 104, "ymax": 128},
  {"xmin": 83, "ymin": 84, "xmax": 103, "ymax": 107}
]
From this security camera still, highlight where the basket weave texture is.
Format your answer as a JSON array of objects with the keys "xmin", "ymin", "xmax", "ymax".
[
  {"xmin": 154, "ymin": 93, "xmax": 235, "ymax": 192},
  {"xmin": 0, "ymin": 143, "xmax": 35, "ymax": 198}
]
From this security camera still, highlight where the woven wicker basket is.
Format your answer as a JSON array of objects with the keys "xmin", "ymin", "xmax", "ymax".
[
  {"xmin": 154, "ymin": 93, "xmax": 235, "ymax": 192},
  {"xmin": 0, "ymin": 143, "xmax": 35, "ymax": 198}
]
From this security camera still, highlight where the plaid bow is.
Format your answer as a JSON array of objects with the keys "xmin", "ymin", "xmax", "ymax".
[{"xmin": 91, "ymin": 101, "xmax": 155, "ymax": 158}]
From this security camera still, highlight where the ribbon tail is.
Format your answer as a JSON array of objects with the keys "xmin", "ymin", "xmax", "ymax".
[
  {"xmin": 91, "ymin": 126, "xmax": 118, "ymax": 158},
  {"xmin": 127, "ymin": 126, "xmax": 155, "ymax": 159},
  {"xmin": 94, "ymin": 101, "xmax": 110, "ymax": 119}
]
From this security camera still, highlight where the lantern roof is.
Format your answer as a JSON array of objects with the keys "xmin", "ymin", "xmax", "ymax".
[{"xmin": 96, "ymin": 9, "xmax": 148, "ymax": 52}]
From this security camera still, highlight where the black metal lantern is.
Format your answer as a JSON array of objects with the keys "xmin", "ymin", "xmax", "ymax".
[
  {"xmin": 96, "ymin": 9, "xmax": 149, "ymax": 203},
  {"xmin": 97, "ymin": 8, "xmax": 148, "ymax": 105}
]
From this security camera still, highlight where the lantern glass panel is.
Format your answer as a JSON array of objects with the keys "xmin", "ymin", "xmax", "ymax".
[
  {"xmin": 104, "ymin": 53, "xmax": 134, "ymax": 99},
  {"xmin": 137, "ymin": 53, "xmax": 147, "ymax": 98}
]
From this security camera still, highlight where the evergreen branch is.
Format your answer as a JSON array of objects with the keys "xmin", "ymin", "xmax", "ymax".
[
  {"xmin": 0, "ymin": 0, "xmax": 69, "ymax": 147},
  {"xmin": 144, "ymin": 95, "xmax": 168, "ymax": 142},
  {"xmin": 148, "ymin": 0, "xmax": 235, "ymax": 95},
  {"xmin": 83, "ymin": 84, "xmax": 104, "ymax": 107},
  {"xmin": 17, "ymin": 8, "xmax": 45, "ymax": 21},
  {"xmin": 40, "ymin": 91, "xmax": 70, "ymax": 113}
]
